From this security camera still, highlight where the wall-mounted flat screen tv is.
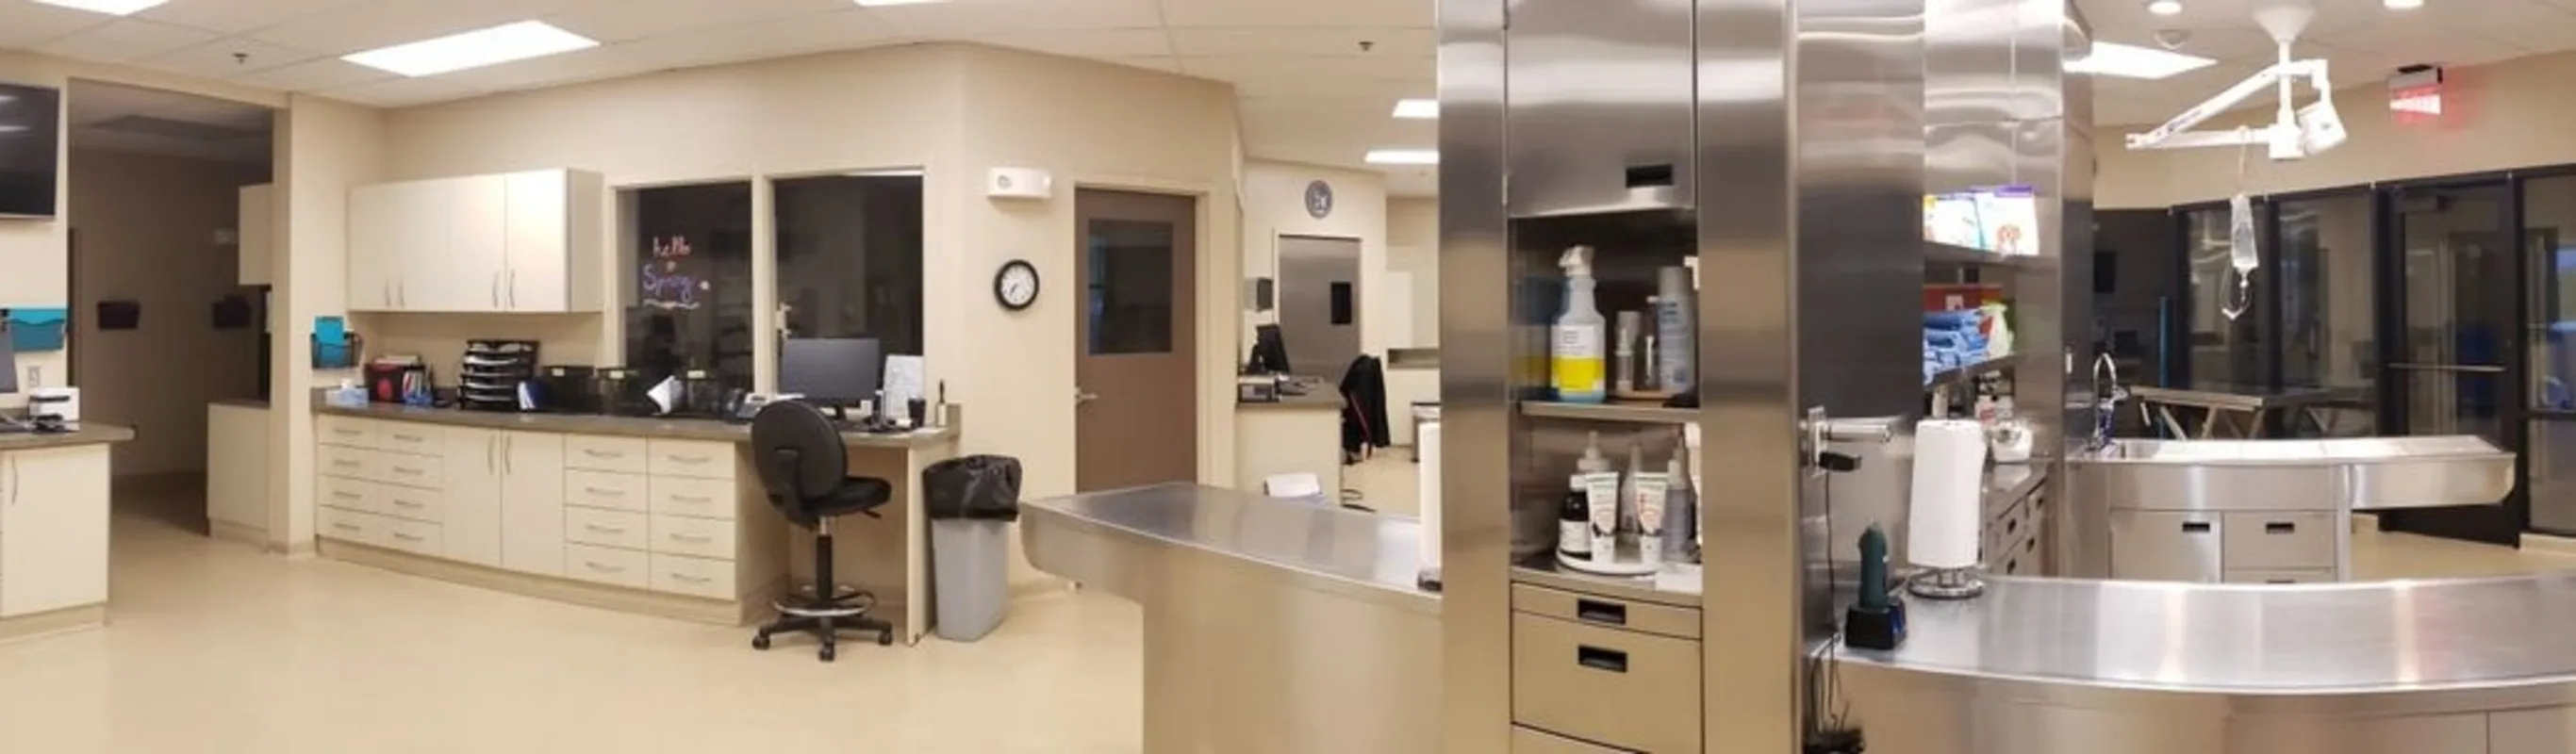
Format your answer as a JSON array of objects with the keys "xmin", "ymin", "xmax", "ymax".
[{"xmin": 0, "ymin": 83, "xmax": 62, "ymax": 219}]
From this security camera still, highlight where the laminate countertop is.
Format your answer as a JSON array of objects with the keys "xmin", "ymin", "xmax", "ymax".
[
  {"xmin": 314, "ymin": 402, "xmax": 959, "ymax": 450},
  {"xmin": 1236, "ymin": 391, "xmax": 1344, "ymax": 411},
  {"xmin": 0, "ymin": 424, "xmax": 137, "ymax": 451}
]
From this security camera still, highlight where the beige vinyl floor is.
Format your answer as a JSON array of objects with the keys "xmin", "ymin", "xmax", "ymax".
[{"xmin": 2, "ymin": 460, "xmax": 2571, "ymax": 753}]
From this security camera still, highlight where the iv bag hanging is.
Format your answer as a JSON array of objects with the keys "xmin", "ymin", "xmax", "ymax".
[{"xmin": 2222, "ymin": 193, "xmax": 2259, "ymax": 321}]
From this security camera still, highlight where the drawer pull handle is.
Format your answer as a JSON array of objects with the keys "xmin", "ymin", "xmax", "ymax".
[
  {"xmin": 331, "ymin": 491, "xmax": 360, "ymax": 500},
  {"xmin": 667, "ymin": 455, "xmax": 710, "ymax": 465},
  {"xmin": 1574, "ymin": 598, "xmax": 1627, "ymax": 626},
  {"xmin": 391, "ymin": 434, "xmax": 423, "ymax": 442},
  {"xmin": 2267, "ymin": 578, "xmax": 2297, "ymax": 584},
  {"xmin": 331, "ymin": 522, "xmax": 362, "ymax": 532},
  {"xmin": 584, "ymin": 561, "xmax": 624, "ymax": 573},
  {"xmin": 669, "ymin": 494, "xmax": 712, "ymax": 503},
  {"xmin": 2181, "ymin": 521, "xmax": 2213, "ymax": 533},
  {"xmin": 331, "ymin": 459, "xmax": 360, "ymax": 467},
  {"xmin": 1576, "ymin": 646, "xmax": 1628, "ymax": 674},
  {"xmin": 669, "ymin": 533, "xmax": 713, "ymax": 544},
  {"xmin": 585, "ymin": 524, "xmax": 627, "ymax": 534},
  {"xmin": 585, "ymin": 487, "xmax": 625, "ymax": 497},
  {"xmin": 333, "ymin": 429, "xmax": 361, "ymax": 436},
  {"xmin": 393, "ymin": 467, "xmax": 424, "ymax": 475},
  {"xmin": 2266, "ymin": 522, "xmax": 2298, "ymax": 534},
  {"xmin": 584, "ymin": 450, "xmax": 623, "ymax": 458},
  {"xmin": 393, "ymin": 500, "xmax": 425, "ymax": 508},
  {"xmin": 670, "ymin": 573, "xmax": 712, "ymax": 583},
  {"xmin": 392, "ymin": 533, "xmax": 424, "ymax": 542}
]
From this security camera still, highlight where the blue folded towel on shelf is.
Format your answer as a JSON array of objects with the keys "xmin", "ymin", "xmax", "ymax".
[{"xmin": 1924, "ymin": 309, "xmax": 1984, "ymax": 330}]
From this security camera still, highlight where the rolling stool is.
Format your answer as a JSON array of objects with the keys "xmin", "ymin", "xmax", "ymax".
[{"xmin": 749, "ymin": 400, "xmax": 897, "ymax": 662}]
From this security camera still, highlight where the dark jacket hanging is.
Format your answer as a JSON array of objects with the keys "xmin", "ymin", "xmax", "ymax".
[{"xmin": 1340, "ymin": 354, "xmax": 1389, "ymax": 459}]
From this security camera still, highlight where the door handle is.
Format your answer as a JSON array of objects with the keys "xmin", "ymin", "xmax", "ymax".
[
  {"xmin": 1076, "ymin": 388, "xmax": 1100, "ymax": 405},
  {"xmin": 507, "ymin": 270, "xmax": 517, "ymax": 307},
  {"xmin": 2388, "ymin": 363, "xmax": 2506, "ymax": 374}
]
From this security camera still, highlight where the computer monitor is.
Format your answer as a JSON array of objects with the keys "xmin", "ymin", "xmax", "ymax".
[
  {"xmin": 779, "ymin": 337, "xmax": 881, "ymax": 417},
  {"xmin": 1248, "ymin": 323, "xmax": 1291, "ymax": 375}
]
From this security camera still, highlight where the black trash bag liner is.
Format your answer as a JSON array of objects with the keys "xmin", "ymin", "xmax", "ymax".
[{"xmin": 923, "ymin": 454, "xmax": 1023, "ymax": 521}]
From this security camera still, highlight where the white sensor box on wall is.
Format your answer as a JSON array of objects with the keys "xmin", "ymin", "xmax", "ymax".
[{"xmin": 987, "ymin": 168, "xmax": 1053, "ymax": 200}]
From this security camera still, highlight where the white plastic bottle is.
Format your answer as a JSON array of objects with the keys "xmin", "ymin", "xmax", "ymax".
[{"xmin": 1553, "ymin": 246, "xmax": 1608, "ymax": 403}]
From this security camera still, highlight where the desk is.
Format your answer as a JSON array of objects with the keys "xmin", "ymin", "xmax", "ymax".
[
  {"xmin": 1234, "ymin": 393, "xmax": 1344, "ymax": 495},
  {"xmin": 0, "ymin": 424, "xmax": 134, "ymax": 644},
  {"xmin": 309, "ymin": 402, "xmax": 958, "ymax": 644}
]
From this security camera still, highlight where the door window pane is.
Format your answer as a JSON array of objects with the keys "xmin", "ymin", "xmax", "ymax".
[
  {"xmin": 1086, "ymin": 220, "xmax": 1175, "ymax": 354},
  {"xmin": 2184, "ymin": 206, "xmax": 2268, "ymax": 389},
  {"xmin": 2394, "ymin": 187, "xmax": 2510, "ymax": 438},
  {"xmin": 625, "ymin": 183, "xmax": 753, "ymax": 390},
  {"xmin": 2527, "ymin": 176, "xmax": 2576, "ymax": 413},
  {"xmin": 774, "ymin": 174, "xmax": 924, "ymax": 357},
  {"xmin": 2275, "ymin": 194, "xmax": 2376, "ymax": 434}
]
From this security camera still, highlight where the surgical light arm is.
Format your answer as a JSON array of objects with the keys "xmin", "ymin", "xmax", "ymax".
[{"xmin": 2124, "ymin": 59, "xmax": 2343, "ymax": 160}]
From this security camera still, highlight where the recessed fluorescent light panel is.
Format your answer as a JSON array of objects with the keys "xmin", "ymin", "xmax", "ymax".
[
  {"xmin": 2385, "ymin": 0, "xmax": 2423, "ymax": 8},
  {"xmin": 2146, "ymin": 0, "xmax": 2182, "ymax": 15},
  {"xmin": 1393, "ymin": 99, "xmax": 1439, "ymax": 120},
  {"xmin": 853, "ymin": 0, "xmax": 948, "ymax": 6},
  {"xmin": 1366, "ymin": 149, "xmax": 1439, "ymax": 166},
  {"xmin": 32, "ymin": 0, "xmax": 167, "ymax": 14},
  {"xmin": 2065, "ymin": 41, "xmax": 2216, "ymax": 80},
  {"xmin": 343, "ymin": 21, "xmax": 600, "ymax": 77}
]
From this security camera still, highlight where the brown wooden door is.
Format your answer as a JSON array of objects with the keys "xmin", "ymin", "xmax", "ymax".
[{"xmin": 1075, "ymin": 189, "xmax": 1199, "ymax": 491}]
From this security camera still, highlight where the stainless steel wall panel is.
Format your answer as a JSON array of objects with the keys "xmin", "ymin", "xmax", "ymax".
[
  {"xmin": 1437, "ymin": 0, "xmax": 1513, "ymax": 749},
  {"xmin": 1924, "ymin": 0, "xmax": 2019, "ymax": 125},
  {"xmin": 1276, "ymin": 235, "xmax": 1363, "ymax": 381},
  {"xmin": 1503, "ymin": 0, "xmax": 1700, "ymax": 217}
]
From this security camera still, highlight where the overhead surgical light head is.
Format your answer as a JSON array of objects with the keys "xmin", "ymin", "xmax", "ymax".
[{"xmin": 2122, "ymin": 0, "xmax": 2344, "ymax": 161}]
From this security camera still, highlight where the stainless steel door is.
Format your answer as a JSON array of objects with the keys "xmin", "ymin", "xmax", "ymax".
[{"xmin": 1276, "ymin": 235, "xmax": 1361, "ymax": 381}]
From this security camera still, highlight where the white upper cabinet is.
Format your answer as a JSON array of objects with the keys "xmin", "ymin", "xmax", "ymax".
[{"xmin": 345, "ymin": 169, "xmax": 603, "ymax": 314}]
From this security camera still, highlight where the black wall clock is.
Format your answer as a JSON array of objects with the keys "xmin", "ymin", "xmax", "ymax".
[
  {"xmin": 995, "ymin": 259, "xmax": 1040, "ymax": 311},
  {"xmin": 1304, "ymin": 180, "xmax": 1334, "ymax": 219}
]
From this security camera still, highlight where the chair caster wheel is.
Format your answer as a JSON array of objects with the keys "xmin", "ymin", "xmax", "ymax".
[
  {"xmin": 877, "ymin": 632, "xmax": 894, "ymax": 647},
  {"xmin": 818, "ymin": 645, "xmax": 837, "ymax": 663},
  {"xmin": 751, "ymin": 634, "xmax": 771, "ymax": 650}
]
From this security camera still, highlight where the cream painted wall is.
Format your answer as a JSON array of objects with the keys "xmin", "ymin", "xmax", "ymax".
[
  {"xmin": 0, "ymin": 55, "xmax": 288, "ymax": 402},
  {"xmin": 272, "ymin": 94, "xmax": 387, "ymax": 551},
  {"xmin": 66, "ymin": 149, "xmax": 268, "ymax": 477},
  {"xmin": 1387, "ymin": 197, "xmax": 1439, "ymax": 348},
  {"xmin": 1240, "ymin": 160, "xmax": 1394, "ymax": 352},
  {"xmin": 2101, "ymin": 49, "xmax": 2576, "ymax": 208},
  {"xmin": 377, "ymin": 44, "xmax": 1241, "ymax": 586}
]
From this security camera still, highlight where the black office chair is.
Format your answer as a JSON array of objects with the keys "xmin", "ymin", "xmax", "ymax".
[{"xmin": 749, "ymin": 400, "xmax": 896, "ymax": 662}]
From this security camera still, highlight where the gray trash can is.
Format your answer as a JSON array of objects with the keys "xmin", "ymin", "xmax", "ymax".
[
  {"xmin": 923, "ymin": 454, "xmax": 1022, "ymax": 642},
  {"xmin": 931, "ymin": 519, "xmax": 1013, "ymax": 641}
]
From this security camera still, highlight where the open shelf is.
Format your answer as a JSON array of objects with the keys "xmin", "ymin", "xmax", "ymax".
[
  {"xmin": 1924, "ymin": 239, "xmax": 2051, "ymax": 270},
  {"xmin": 1924, "ymin": 352, "xmax": 2016, "ymax": 389},
  {"xmin": 1520, "ymin": 401, "xmax": 1695, "ymax": 424},
  {"xmin": 1512, "ymin": 564, "xmax": 1703, "ymax": 608}
]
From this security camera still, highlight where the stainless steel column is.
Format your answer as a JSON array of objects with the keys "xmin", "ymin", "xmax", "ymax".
[{"xmin": 1434, "ymin": 0, "xmax": 1511, "ymax": 749}]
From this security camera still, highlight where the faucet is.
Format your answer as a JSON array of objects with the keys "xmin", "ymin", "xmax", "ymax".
[{"xmin": 2089, "ymin": 353, "xmax": 2124, "ymax": 453}]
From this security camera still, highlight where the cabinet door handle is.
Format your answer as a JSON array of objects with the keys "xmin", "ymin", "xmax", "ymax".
[
  {"xmin": 2181, "ymin": 521, "xmax": 2213, "ymax": 533},
  {"xmin": 2265, "ymin": 522, "xmax": 2298, "ymax": 534},
  {"xmin": 1576, "ymin": 646, "xmax": 1628, "ymax": 674},
  {"xmin": 330, "ymin": 490, "xmax": 360, "ymax": 500},
  {"xmin": 585, "ymin": 486, "xmax": 624, "ymax": 497},
  {"xmin": 330, "ymin": 458, "xmax": 361, "ymax": 467},
  {"xmin": 392, "ymin": 532, "xmax": 425, "ymax": 542},
  {"xmin": 583, "ymin": 449, "xmax": 621, "ymax": 458},
  {"xmin": 392, "ymin": 467, "xmax": 425, "ymax": 476},
  {"xmin": 669, "ymin": 494, "xmax": 711, "ymax": 504},
  {"xmin": 669, "ymin": 533, "xmax": 712, "ymax": 544},
  {"xmin": 584, "ymin": 561, "xmax": 624, "ymax": 573},
  {"xmin": 669, "ymin": 573, "xmax": 711, "ymax": 583},
  {"xmin": 331, "ymin": 522, "xmax": 362, "ymax": 533},
  {"xmin": 585, "ymin": 524, "xmax": 627, "ymax": 534},
  {"xmin": 390, "ymin": 433, "xmax": 423, "ymax": 443},
  {"xmin": 665, "ymin": 453, "xmax": 710, "ymax": 465},
  {"xmin": 507, "ymin": 270, "xmax": 516, "ymax": 307},
  {"xmin": 392, "ymin": 500, "xmax": 426, "ymax": 509}
]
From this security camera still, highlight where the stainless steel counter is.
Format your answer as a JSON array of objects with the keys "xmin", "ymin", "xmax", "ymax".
[
  {"xmin": 314, "ymin": 401, "xmax": 959, "ymax": 450},
  {"xmin": 1024, "ymin": 484, "xmax": 1439, "ymax": 753},
  {"xmin": 1832, "ymin": 573, "xmax": 2576, "ymax": 753}
]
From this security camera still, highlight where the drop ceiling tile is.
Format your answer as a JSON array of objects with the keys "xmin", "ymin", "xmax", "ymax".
[
  {"xmin": 249, "ymin": 0, "xmax": 586, "ymax": 55},
  {"xmin": 1170, "ymin": 27, "xmax": 1433, "ymax": 58},
  {"xmin": 1163, "ymin": 0, "xmax": 1431, "ymax": 29},
  {"xmin": 1181, "ymin": 56, "xmax": 1430, "ymax": 84},
  {"xmin": 546, "ymin": 0, "xmax": 852, "ymax": 43},
  {"xmin": 35, "ymin": 19, "xmax": 223, "ymax": 64},
  {"xmin": 436, "ymin": 42, "xmax": 666, "ymax": 92},
  {"xmin": 132, "ymin": 37, "xmax": 323, "ymax": 78},
  {"xmin": 2306, "ymin": 22, "xmax": 2522, "ymax": 69},
  {"xmin": 971, "ymin": 28, "xmax": 1173, "ymax": 58},
  {"xmin": 0, "ymin": 3, "xmax": 111, "ymax": 48},
  {"xmin": 232, "ymin": 57, "xmax": 397, "ymax": 92},
  {"xmin": 1229, "ymin": 75, "xmax": 1428, "ymax": 101},
  {"xmin": 322, "ymin": 76, "xmax": 487, "ymax": 108},
  {"xmin": 867, "ymin": 0, "xmax": 1164, "ymax": 37},
  {"xmin": 139, "ymin": 0, "xmax": 375, "ymax": 35},
  {"xmin": 624, "ymin": 8, "xmax": 902, "ymax": 72},
  {"xmin": 2433, "ymin": 3, "xmax": 2576, "ymax": 57}
]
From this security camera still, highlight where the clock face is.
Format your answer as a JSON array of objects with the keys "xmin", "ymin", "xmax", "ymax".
[
  {"xmin": 996, "ymin": 261, "xmax": 1040, "ymax": 310},
  {"xmin": 1304, "ymin": 180, "xmax": 1334, "ymax": 219}
]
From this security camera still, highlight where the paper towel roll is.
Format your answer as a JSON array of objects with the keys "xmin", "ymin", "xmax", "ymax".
[
  {"xmin": 1907, "ymin": 419, "xmax": 1988, "ymax": 570},
  {"xmin": 1418, "ymin": 422, "xmax": 1442, "ymax": 571}
]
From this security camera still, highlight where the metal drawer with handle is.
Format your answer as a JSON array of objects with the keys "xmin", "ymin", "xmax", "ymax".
[
  {"xmin": 1513, "ymin": 725, "xmax": 1628, "ymax": 753},
  {"xmin": 1511, "ymin": 583, "xmax": 1699, "ymax": 640},
  {"xmin": 2109, "ymin": 510, "xmax": 2223, "ymax": 583},
  {"xmin": 2225, "ymin": 567, "xmax": 2337, "ymax": 585},
  {"xmin": 1511, "ymin": 613, "xmax": 1701, "ymax": 753},
  {"xmin": 2220, "ymin": 511, "xmax": 2336, "ymax": 571}
]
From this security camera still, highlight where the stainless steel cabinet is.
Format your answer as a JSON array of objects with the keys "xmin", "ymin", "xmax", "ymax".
[
  {"xmin": 2109, "ymin": 511, "xmax": 2224, "ymax": 582},
  {"xmin": 1501, "ymin": 0, "xmax": 1697, "ymax": 217}
]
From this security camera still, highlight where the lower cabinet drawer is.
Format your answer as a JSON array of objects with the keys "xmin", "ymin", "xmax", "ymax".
[
  {"xmin": 651, "ymin": 553, "xmax": 736, "ymax": 599},
  {"xmin": 649, "ymin": 476, "xmax": 735, "ymax": 520},
  {"xmin": 318, "ymin": 445, "xmax": 372, "ymax": 479},
  {"xmin": 376, "ymin": 483, "xmax": 442, "ymax": 523},
  {"xmin": 650, "ymin": 515, "xmax": 735, "ymax": 560},
  {"xmin": 1514, "ymin": 726, "xmax": 1627, "ymax": 753},
  {"xmin": 564, "ymin": 543, "xmax": 650, "ymax": 589},
  {"xmin": 566, "ymin": 435, "xmax": 650, "ymax": 474},
  {"xmin": 2225, "ymin": 567, "xmax": 2338, "ymax": 584},
  {"xmin": 318, "ymin": 505, "xmax": 386, "ymax": 547},
  {"xmin": 1511, "ymin": 614, "xmax": 1702, "ymax": 753},
  {"xmin": 318, "ymin": 475, "xmax": 379, "ymax": 516},
  {"xmin": 565, "ymin": 506, "xmax": 650, "ymax": 550},
  {"xmin": 380, "ymin": 517, "xmax": 443, "ymax": 556},
  {"xmin": 2221, "ymin": 511, "xmax": 2336, "ymax": 570},
  {"xmin": 566, "ymin": 469, "xmax": 650, "ymax": 513},
  {"xmin": 646, "ymin": 439, "xmax": 735, "ymax": 480}
]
